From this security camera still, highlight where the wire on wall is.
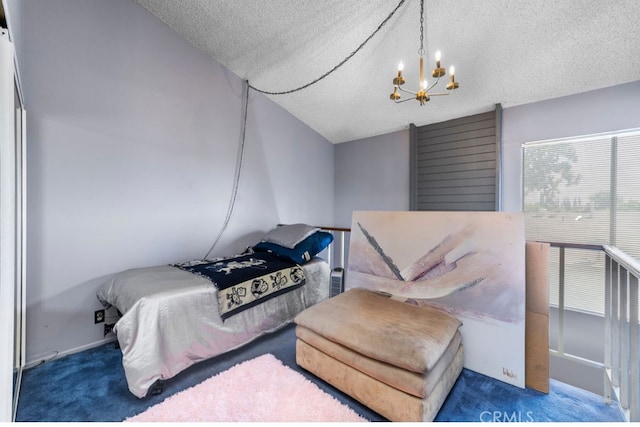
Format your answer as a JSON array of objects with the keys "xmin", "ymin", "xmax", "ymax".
[
  {"xmin": 202, "ymin": 1, "xmax": 406, "ymax": 257},
  {"xmin": 202, "ymin": 80, "xmax": 250, "ymax": 260}
]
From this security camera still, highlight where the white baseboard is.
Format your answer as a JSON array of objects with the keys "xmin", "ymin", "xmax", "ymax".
[{"xmin": 25, "ymin": 336, "xmax": 118, "ymax": 370}]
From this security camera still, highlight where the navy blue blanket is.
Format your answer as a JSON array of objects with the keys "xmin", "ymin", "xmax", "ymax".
[{"xmin": 174, "ymin": 252, "xmax": 306, "ymax": 320}]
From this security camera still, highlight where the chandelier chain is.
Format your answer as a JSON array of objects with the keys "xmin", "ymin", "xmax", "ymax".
[
  {"xmin": 249, "ymin": 0, "xmax": 407, "ymax": 96},
  {"xmin": 418, "ymin": 0, "xmax": 425, "ymax": 56}
]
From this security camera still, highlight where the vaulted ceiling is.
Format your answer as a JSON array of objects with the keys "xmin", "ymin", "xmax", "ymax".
[{"xmin": 135, "ymin": 0, "xmax": 640, "ymax": 143}]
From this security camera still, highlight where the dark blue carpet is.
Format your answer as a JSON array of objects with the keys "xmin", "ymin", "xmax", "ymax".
[{"xmin": 16, "ymin": 323, "xmax": 624, "ymax": 422}]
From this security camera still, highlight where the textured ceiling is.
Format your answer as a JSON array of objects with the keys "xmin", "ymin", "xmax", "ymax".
[{"xmin": 135, "ymin": 0, "xmax": 640, "ymax": 144}]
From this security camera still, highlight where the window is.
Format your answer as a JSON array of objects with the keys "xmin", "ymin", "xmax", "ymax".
[{"xmin": 523, "ymin": 129, "xmax": 640, "ymax": 315}]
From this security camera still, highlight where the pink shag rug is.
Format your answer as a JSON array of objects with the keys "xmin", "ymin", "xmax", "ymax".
[{"xmin": 125, "ymin": 353, "xmax": 367, "ymax": 422}]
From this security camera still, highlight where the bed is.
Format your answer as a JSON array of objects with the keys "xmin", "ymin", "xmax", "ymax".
[{"xmin": 96, "ymin": 224, "xmax": 333, "ymax": 398}]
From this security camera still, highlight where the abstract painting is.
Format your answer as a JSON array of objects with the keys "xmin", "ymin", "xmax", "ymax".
[{"xmin": 346, "ymin": 211, "xmax": 525, "ymax": 387}]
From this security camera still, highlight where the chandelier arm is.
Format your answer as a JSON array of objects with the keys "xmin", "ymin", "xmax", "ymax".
[
  {"xmin": 394, "ymin": 97, "xmax": 416, "ymax": 104},
  {"xmin": 418, "ymin": 0, "xmax": 425, "ymax": 56},
  {"xmin": 397, "ymin": 86, "xmax": 418, "ymax": 96},
  {"xmin": 426, "ymin": 77, "xmax": 441, "ymax": 92},
  {"xmin": 250, "ymin": 0, "xmax": 407, "ymax": 96}
]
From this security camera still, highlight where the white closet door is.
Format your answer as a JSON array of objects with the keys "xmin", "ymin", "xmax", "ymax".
[{"xmin": 0, "ymin": 28, "xmax": 17, "ymax": 423}]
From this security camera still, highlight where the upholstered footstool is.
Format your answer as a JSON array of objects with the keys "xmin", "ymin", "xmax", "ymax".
[{"xmin": 294, "ymin": 287, "xmax": 463, "ymax": 422}]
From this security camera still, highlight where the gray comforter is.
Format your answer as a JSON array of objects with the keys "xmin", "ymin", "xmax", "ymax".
[{"xmin": 97, "ymin": 258, "xmax": 330, "ymax": 398}]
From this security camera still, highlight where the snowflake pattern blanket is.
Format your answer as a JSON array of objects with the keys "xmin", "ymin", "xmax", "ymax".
[{"xmin": 174, "ymin": 252, "xmax": 306, "ymax": 320}]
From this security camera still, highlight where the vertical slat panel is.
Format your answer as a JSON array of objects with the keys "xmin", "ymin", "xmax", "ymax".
[
  {"xmin": 605, "ymin": 255, "xmax": 613, "ymax": 403},
  {"xmin": 603, "ymin": 245, "xmax": 640, "ymax": 420},
  {"xmin": 630, "ymin": 273, "xmax": 639, "ymax": 421},
  {"xmin": 558, "ymin": 247, "xmax": 566, "ymax": 354},
  {"xmin": 620, "ymin": 267, "xmax": 629, "ymax": 409},
  {"xmin": 612, "ymin": 262, "xmax": 620, "ymax": 388},
  {"xmin": 605, "ymin": 256, "xmax": 612, "ymax": 366},
  {"xmin": 339, "ymin": 231, "xmax": 346, "ymax": 270},
  {"xmin": 409, "ymin": 123, "xmax": 418, "ymax": 211},
  {"xmin": 412, "ymin": 106, "xmax": 499, "ymax": 212}
]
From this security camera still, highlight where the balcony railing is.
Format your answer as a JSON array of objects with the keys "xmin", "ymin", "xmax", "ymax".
[
  {"xmin": 603, "ymin": 245, "xmax": 640, "ymax": 421},
  {"xmin": 513, "ymin": 241, "xmax": 639, "ymax": 422},
  {"xmin": 321, "ymin": 228, "xmax": 639, "ymax": 421},
  {"xmin": 318, "ymin": 226, "xmax": 350, "ymax": 272},
  {"xmin": 546, "ymin": 242, "xmax": 605, "ymax": 369}
]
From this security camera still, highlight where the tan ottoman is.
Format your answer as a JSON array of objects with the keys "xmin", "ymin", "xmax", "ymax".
[{"xmin": 294, "ymin": 287, "xmax": 463, "ymax": 422}]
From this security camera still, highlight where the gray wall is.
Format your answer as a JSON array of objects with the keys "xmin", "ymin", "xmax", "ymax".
[
  {"xmin": 333, "ymin": 81, "xmax": 640, "ymax": 394},
  {"xmin": 502, "ymin": 80, "xmax": 640, "ymax": 211},
  {"xmin": 7, "ymin": 0, "xmax": 334, "ymax": 364},
  {"xmin": 334, "ymin": 129, "xmax": 410, "ymax": 227},
  {"xmin": 335, "ymin": 81, "xmax": 640, "ymax": 221}
]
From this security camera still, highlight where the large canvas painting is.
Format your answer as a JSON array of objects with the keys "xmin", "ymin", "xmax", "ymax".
[{"xmin": 346, "ymin": 211, "xmax": 525, "ymax": 388}]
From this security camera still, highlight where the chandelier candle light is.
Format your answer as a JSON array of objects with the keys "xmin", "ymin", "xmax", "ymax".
[{"xmin": 390, "ymin": 0, "xmax": 459, "ymax": 105}]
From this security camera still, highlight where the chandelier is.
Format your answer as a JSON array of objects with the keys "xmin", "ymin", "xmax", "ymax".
[{"xmin": 389, "ymin": 0, "xmax": 459, "ymax": 105}]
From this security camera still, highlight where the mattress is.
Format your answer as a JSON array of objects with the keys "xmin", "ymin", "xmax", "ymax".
[{"xmin": 97, "ymin": 257, "xmax": 330, "ymax": 398}]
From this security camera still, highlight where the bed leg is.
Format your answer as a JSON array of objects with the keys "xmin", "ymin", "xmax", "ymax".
[{"xmin": 150, "ymin": 380, "xmax": 164, "ymax": 396}]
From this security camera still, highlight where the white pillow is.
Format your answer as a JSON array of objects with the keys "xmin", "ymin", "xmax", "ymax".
[{"xmin": 261, "ymin": 223, "xmax": 321, "ymax": 249}]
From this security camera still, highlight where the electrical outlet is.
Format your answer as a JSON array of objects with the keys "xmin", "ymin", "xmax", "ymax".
[
  {"xmin": 94, "ymin": 309, "xmax": 105, "ymax": 324},
  {"xmin": 104, "ymin": 323, "xmax": 114, "ymax": 337}
]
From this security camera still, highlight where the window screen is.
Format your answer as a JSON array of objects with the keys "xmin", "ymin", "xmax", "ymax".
[{"xmin": 523, "ymin": 129, "xmax": 640, "ymax": 315}]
